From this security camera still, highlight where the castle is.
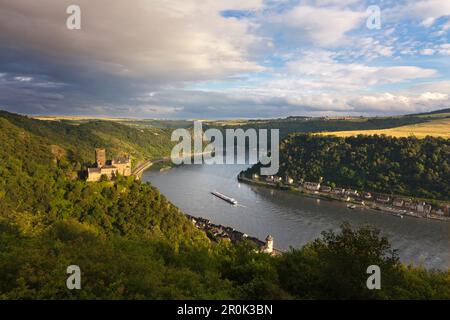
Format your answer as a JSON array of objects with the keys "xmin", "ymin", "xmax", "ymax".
[{"xmin": 87, "ymin": 148, "xmax": 131, "ymax": 182}]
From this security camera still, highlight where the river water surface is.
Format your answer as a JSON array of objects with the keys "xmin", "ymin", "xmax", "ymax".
[{"xmin": 142, "ymin": 162, "xmax": 450, "ymax": 270}]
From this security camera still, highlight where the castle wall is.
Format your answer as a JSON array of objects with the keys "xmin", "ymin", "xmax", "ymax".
[
  {"xmin": 112, "ymin": 158, "xmax": 132, "ymax": 176},
  {"xmin": 87, "ymin": 171, "xmax": 102, "ymax": 182},
  {"xmin": 88, "ymin": 149, "xmax": 132, "ymax": 182}
]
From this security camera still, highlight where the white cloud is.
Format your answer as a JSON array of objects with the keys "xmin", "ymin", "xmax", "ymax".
[
  {"xmin": 399, "ymin": 0, "xmax": 450, "ymax": 27},
  {"xmin": 410, "ymin": 80, "xmax": 450, "ymax": 93},
  {"xmin": 421, "ymin": 17, "xmax": 437, "ymax": 27},
  {"xmin": 280, "ymin": 51, "xmax": 437, "ymax": 91},
  {"xmin": 442, "ymin": 19, "xmax": 450, "ymax": 30},
  {"xmin": 14, "ymin": 76, "xmax": 33, "ymax": 82},
  {"xmin": 313, "ymin": 0, "xmax": 360, "ymax": 6},
  {"xmin": 420, "ymin": 48, "xmax": 435, "ymax": 55},
  {"xmin": 350, "ymin": 91, "xmax": 449, "ymax": 113},
  {"xmin": 219, "ymin": 87, "xmax": 450, "ymax": 116},
  {"xmin": 268, "ymin": 5, "xmax": 365, "ymax": 46},
  {"xmin": 437, "ymin": 43, "xmax": 450, "ymax": 55},
  {"xmin": 341, "ymin": 37, "xmax": 395, "ymax": 60}
]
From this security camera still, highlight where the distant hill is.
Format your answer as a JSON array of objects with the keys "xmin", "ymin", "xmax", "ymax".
[
  {"xmin": 29, "ymin": 108, "xmax": 450, "ymax": 140},
  {"xmin": 320, "ymin": 118, "xmax": 450, "ymax": 139},
  {"xmin": 246, "ymin": 133, "xmax": 450, "ymax": 201},
  {"xmin": 204, "ymin": 114, "xmax": 434, "ymax": 138},
  {"xmin": 406, "ymin": 108, "xmax": 450, "ymax": 117},
  {"xmin": 0, "ymin": 110, "xmax": 175, "ymax": 168}
]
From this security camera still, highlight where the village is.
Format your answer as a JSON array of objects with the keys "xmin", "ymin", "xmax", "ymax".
[
  {"xmin": 239, "ymin": 172, "xmax": 450, "ymax": 221},
  {"xmin": 185, "ymin": 214, "xmax": 281, "ymax": 256}
]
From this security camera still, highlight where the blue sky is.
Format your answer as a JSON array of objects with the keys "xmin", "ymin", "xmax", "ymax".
[{"xmin": 0, "ymin": 0, "xmax": 449, "ymax": 118}]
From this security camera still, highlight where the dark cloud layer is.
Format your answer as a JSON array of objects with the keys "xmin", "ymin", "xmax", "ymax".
[{"xmin": 0, "ymin": 0, "xmax": 449, "ymax": 118}]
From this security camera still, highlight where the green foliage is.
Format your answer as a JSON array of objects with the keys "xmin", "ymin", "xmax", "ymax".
[
  {"xmin": 277, "ymin": 223, "xmax": 450, "ymax": 299},
  {"xmin": 0, "ymin": 111, "xmax": 448, "ymax": 299},
  {"xmin": 0, "ymin": 110, "xmax": 175, "ymax": 167},
  {"xmin": 254, "ymin": 133, "xmax": 450, "ymax": 200}
]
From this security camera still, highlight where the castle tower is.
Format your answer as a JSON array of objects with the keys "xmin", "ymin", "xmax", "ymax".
[
  {"xmin": 264, "ymin": 235, "xmax": 273, "ymax": 254},
  {"xmin": 95, "ymin": 148, "xmax": 106, "ymax": 168}
]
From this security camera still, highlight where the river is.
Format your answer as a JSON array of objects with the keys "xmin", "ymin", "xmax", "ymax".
[{"xmin": 142, "ymin": 162, "xmax": 450, "ymax": 270}]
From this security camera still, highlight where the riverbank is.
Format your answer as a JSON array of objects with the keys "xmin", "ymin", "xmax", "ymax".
[
  {"xmin": 142, "ymin": 161, "xmax": 450, "ymax": 269},
  {"xmin": 185, "ymin": 214, "xmax": 282, "ymax": 255},
  {"xmin": 238, "ymin": 175, "xmax": 450, "ymax": 222},
  {"xmin": 135, "ymin": 151, "xmax": 213, "ymax": 176},
  {"xmin": 137, "ymin": 157, "xmax": 282, "ymax": 254}
]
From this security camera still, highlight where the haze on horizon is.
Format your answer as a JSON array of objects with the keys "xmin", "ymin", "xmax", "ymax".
[{"xmin": 1, "ymin": 0, "xmax": 450, "ymax": 119}]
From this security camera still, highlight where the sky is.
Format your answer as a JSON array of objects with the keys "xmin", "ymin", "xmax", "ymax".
[{"xmin": 0, "ymin": 0, "xmax": 449, "ymax": 119}]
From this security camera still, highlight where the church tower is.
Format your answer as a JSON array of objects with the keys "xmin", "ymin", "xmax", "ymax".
[
  {"xmin": 95, "ymin": 148, "xmax": 106, "ymax": 167},
  {"xmin": 264, "ymin": 235, "xmax": 273, "ymax": 254}
]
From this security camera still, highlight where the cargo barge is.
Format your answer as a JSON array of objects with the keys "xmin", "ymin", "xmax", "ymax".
[{"xmin": 211, "ymin": 191, "xmax": 237, "ymax": 205}]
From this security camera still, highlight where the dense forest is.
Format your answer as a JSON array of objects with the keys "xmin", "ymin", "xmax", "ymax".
[
  {"xmin": 0, "ymin": 111, "xmax": 449, "ymax": 299},
  {"xmin": 248, "ymin": 134, "xmax": 450, "ymax": 201}
]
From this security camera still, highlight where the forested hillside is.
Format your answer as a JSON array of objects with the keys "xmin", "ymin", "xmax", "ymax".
[
  {"xmin": 0, "ymin": 111, "xmax": 175, "ymax": 167},
  {"xmin": 274, "ymin": 134, "xmax": 450, "ymax": 201},
  {"xmin": 0, "ymin": 111, "xmax": 449, "ymax": 299}
]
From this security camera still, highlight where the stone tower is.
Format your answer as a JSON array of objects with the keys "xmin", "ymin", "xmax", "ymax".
[
  {"xmin": 95, "ymin": 148, "xmax": 106, "ymax": 167},
  {"xmin": 264, "ymin": 235, "xmax": 273, "ymax": 254}
]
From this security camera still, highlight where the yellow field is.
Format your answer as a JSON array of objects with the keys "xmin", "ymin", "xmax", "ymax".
[
  {"xmin": 320, "ymin": 118, "xmax": 450, "ymax": 139},
  {"xmin": 33, "ymin": 116, "xmax": 132, "ymax": 121}
]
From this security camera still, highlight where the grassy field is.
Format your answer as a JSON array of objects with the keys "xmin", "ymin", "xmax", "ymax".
[
  {"xmin": 33, "ymin": 116, "xmax": 133, "ymax": 121},
  {"xmin": 32, "ymin": 109, "xmax": 450, "ymax": 138},
  {"xmin": 320, "ymin": 118, "xmax": 450, "ymax": 139}
]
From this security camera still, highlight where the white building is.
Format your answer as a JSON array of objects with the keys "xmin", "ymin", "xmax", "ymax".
[
  {"xmin": 262, "ymin": 235, "xmax": 273, "ymax": 254},
  {"xmin": 304, "ymin": 181, "xmax": 321, "ymax": 191}
]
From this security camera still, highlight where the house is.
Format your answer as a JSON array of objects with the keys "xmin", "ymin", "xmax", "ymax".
[
  {"xmin": 393, "ymin": 198, "xmax": 405, "ymax": 208},
  {"xmin": 333, "ymin": 188, "xmax": 345, "ymax": 195},
  {"xmin": 376, "ymin": 195, "xmax": 390, "ymax": 204},
  {"xmin": 417, "ymin": 202, "xmax": 425, "ymax": 213},
  {"xmin": 285, "ymin": 176, "xmax": 294, "ymax": 184},
  {"xmin": 304, "ymin": 181, "xmax": 321, "ymax": 191},
  {"xmin": 345, "ymin": 189, "xmax": 359, "ymax": 197},
  {"xmin": 435, "ymin": 205, "xmax": 450, "ymax": 216},
  {"xmin": 363, "ymin": 192, "xmax": 372, "ymax": 200},
  {"xmin": 265, "ymin": 175, "xmax": 274, "ymax": 182},
  {"xmin": 405, "ymin": 201, "xmax": 417, "ymax": 211},
  {"xmin": 273, "ymin": 176, "xmax": 283, "ymax": 182},
  {"xmin": 443, "ymin": 205, "xmax": 450, "ymax": 217},
  {"xmin": 417, "ymin": 202, "xmax": 432, "ymax": 215},
  {"xmin": 320, "ymin": 186, "xmax": 332, "ymax": 193}
]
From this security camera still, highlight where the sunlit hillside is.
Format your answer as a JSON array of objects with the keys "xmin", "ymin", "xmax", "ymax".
[{"xmin": 320, "ymin": 118, "xmax": 450, "ymax": 139}]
